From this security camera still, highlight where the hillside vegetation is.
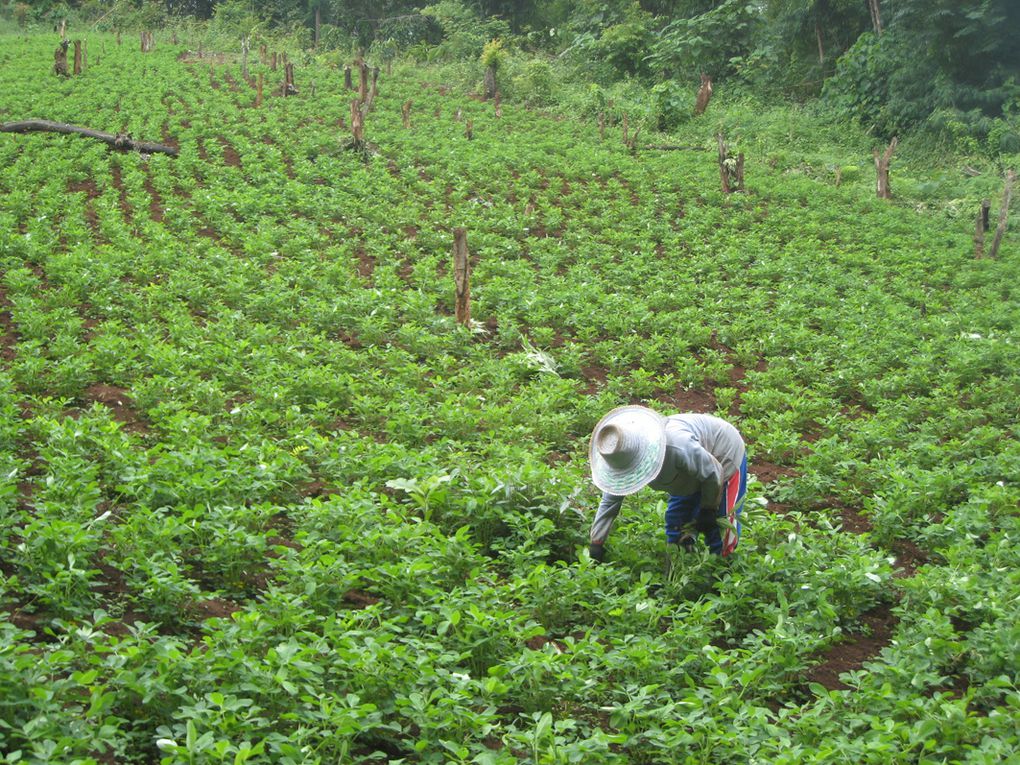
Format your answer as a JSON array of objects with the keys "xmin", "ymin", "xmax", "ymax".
[{"xmin": 0, "ymin": 31, "xmax": 1019, "ymax": 764}]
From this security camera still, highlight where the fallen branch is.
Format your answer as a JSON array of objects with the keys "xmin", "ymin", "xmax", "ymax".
[
  {"xmin": 640, "ymin": 144, "xmax": 710, "ymax": 152},
  {"xmin": 0, "ymin": 119, "xmax": 178, "ymax": 156}
]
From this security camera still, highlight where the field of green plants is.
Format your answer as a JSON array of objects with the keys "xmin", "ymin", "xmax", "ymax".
[{"xmin": 1, "ymin": 30, "xmax": 1019, "ymax": 764}]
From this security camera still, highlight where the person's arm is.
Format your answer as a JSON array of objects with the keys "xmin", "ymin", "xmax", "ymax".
[
  {"xmin": 689, "ymin": 444, "xmax": 724, "ymax": 511},
  {"xmin": 589, "ymin": 492, "xmax": 624, "ymax": 561}
]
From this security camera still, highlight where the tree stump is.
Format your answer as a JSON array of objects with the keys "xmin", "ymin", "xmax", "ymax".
[
  {"xmin": 453, "ymin": 228, "xmax": 471, "ymax": 326},
  {"xmin": 717, "ymin": 134, "xmax": 745, "ymax": 193},
  {"xmin": 974, "ymin": 198, "xmax": 991, "ymax": 258},
  {"xmin": 284, "ymin": 63, "xmax": 297, "ymax": 96},
  {"xmin": 874, "ymin": 137, "xmax": 897, "ymax": 199},
  {"xmin": 73, "ymin": 40, "xmax": 82, "ymax": 75},
  {"xmin": 358, "ymin": 61, "xmax": 369, "ymax": 105},
  {"xmin": 271, "ymin": 52, "xmax": 277, "ymax": 71},
  {"xmin": 483, "ymin": 66, "xmax": 497, "ymax": 100},
  {"xmin": 344, "ymin": 65, "xmax": 352, "ymax": 91},
  {"xmin": 465, "ymin": 119, "xmax": 473, "ymax": 140},
  {"xmin": 256, "ymin": 72, "xmax": 263, "ymax": 107},
  {"xmin": 694, "ymin": 74, "xmax": 712, "ymax": 116},
  {"xmin": 350, "ymin": 99, "xmax": 365, "ymax": 148},
  {"xmin": 402, "ymin": 100, "xmax": 412, "ymax": 129},
  {"xmin": 494, "ymin": 92, "xmax": 502, "ymax": 118},
  {"xmin": 53, "ymin": 41, "xmax": 69, "ymax": 78},
  {"xmin": 988, "ymin": 169, "xmax": 1016, "ymax": 260}
]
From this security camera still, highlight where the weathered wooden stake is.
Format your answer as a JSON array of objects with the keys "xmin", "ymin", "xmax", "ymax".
[
  {"xmin": 344, "ymin": 65, "xmax": 352, "ymax": 90},
  {"xmin": 73, "ymin": 40, "xmax": 82, "ymax": 74},
  {"xmin": 694, "ymin": 73, "xmax": 712, "ymax": 116},
  {"xmin": 988, "ymin": 169, "xmax": 1016, "ymax": 260},
  {"xmin": 365, "ymin": 66, "xmax": 379, "ymax": 111},
  {"xmin": 494, "ymin": 91, "xmax": 502, "ymax": 118},
  {"xmin": 717, "ymin": 134, "xmax": 745, "ymax": 193},
  {"xmin": 974, "ymin": 198, "xmax": 991, "ymax": 258},
  {"xmin": 350, "ymin": 99, "xmax": 364, "ymax": 147},
  {"xmin": 59, "ymin": 19, "xmax": 67, "ymax": 40},
  {"xmin": 358, "ymin": 61, "xmax": 369, "ymax": 105},
  {"xmin": 465, "ymin": 119, "xmax": 473, "ymax": 140},
  {"xmin": 54, "ymin": 41, "xmax": 69, "ymax": 77},
  {"xmin": 873, "ymin": 136, "xmax": 897, "ymax": 199},
  {"xmin": 284, "ymin": 62, "xmax": 296, "ymax": 96},
  {"xmin": 453, "ymin": 228, "xmax": 471, "ymax": 325},
  {"xmin": 402, "ymin": 99, "xmax": 412, "ymax": 129},
  {"xmin": 256, "ymin": 72, "xmax": 263, "ymax": 107},
  {"xmin": 483, "ymin": 65, "xmax": 497, "ymax": 100},
  {"xmin": 259, "ymin": 44, "xmax": 267, "ymax": 64},
  {"xmin": 271, "ymin": 52, "xmax": 278, "ymax": 71},
  {"xmin": 241, "ymin": 37, "xmax": 249, "ymax": 81}
]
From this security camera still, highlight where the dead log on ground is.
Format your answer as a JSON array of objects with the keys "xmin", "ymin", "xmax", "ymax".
[{"xmin": 0, "ymin": 120, "xmax": 178, "ymax": 156}]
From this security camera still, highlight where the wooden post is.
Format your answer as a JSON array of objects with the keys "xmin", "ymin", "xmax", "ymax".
[
  {"xmin": 358, "ymin": 61, "xmax": 369, "ymax": 105},
  {"xmin": 465, "ymin": 119, "xmax": 473, "ymax": 140},
  {"xmin": 256, "ymin": 72, "xmax": 263, "ymax": 107},
  {"xmin": 694, "ymin": 74, "xmax": 712, "ymax": 116},
  {"xmin": 974, "ymin": 198, "xmax": 991, "ymax": 258},
  {"xmin": 494, "ymin": 91, "xmax": 502, "ymax": 118},
  {"xmin": 241, "ymin": 37, "xmax": 249, "ymax": 81},
  {"xmin": 483, "ymin": 66, "xmax": 497, "ymax": 100},
  {"xmin": 59, "ymin": 19, "xmax": 67, "ymax": 40},
  {"xmin": 314, "ymin": 5, "xmax": 321, "ymax": 48},
  {"xmin": 453, "ymin": 228, "xmax": 471, "ymax": 326},
  {"xmin": 259, "ymin": 44, "xmax": 267, "ymax": 64},
  {"xmin": 365, "ymin": 66, "xmax": 379, "ymax": 111},
  {"xmin": 988, "ymin": 169, "xmax": 1016, "ymax": 260},
  {"xmin": 350, "ymin": 99, "xmax": 364, "ymax": 147},
  {"xmin": 271, "ymin": 52, "xmax": 277, "ymax": 71},
  {"xmin": 53, "ymin": 41, "xmax": 69, "ymax": 77},
  {"xmin": 284, "ymin": 62, "xmax": 296, "ymax": 96},
  {"xmin": 402, "ymin": 99, "xmax": 412, "ymax": 129},
  {"xmin": 73, "ymin": 40, "xmax": 82, "ymax": 75},
  {"xmin": 344, "ymin": 65, "xmax": 353, "ymax": 90},
  {"xmin": 874, "ymin": 136, "xmax": 897, "ymax": 199},
  {"xmin": 717, "ymin": 134, "xmax": 744, "ymax": 193}
]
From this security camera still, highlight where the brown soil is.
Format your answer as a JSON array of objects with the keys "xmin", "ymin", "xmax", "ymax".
[
  {"xmin": 83, "ymin": 383, "xmax": 149, "ymax": 434},
  {"xmin": 889, "ymin": 538, "xmax": 929, "ymax": 578},
  {"xmin": 109, "ymin": 163, "xmax": 132, "ymax": 223},
  {"xmin": 659, "ymin": 383, "xmax": 717, "ymax": 414},
  {"xmin": 142, "ymin": 169, "xmax": 165, "ymax": 223},
  {"xmin": 805, "ymin": 604, "xmax": 898, "ymax": 691},
  {"xmin": 751, "ymin": 460, "xmax": 799, "ymax": 484},
  {"xmin": 0, "ymin": 288, "xmax": 18, "ymax": 361},
  {"xmin": 218, "ymin": 137, "xmax": 241, "ymax": 168},
  {"xmin": 342, "ymin": 590, "xmax": 379, "ymax": 608},
  {"xmin": 354, "ymin": 245, "xmax": 374, "ymax": 281},
  {"xmin": 191, "ymin": 598, "xmax": 242, "ymax": 619}
]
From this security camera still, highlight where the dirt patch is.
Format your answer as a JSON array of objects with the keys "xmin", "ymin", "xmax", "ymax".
[
  {"xmin": 191, "ymin": 598, "xmax": 242, "ymax": 620},
  {"xmin": 751, "ymin": 460, "xmax": 799, "ymax": 484},
  {"xmin": 343, "ymin": 590, "xmax": 379, "ymax": 608},
  {"xmin": 0, "ymin": 289, "xmax": 18, "ymax": 361},
  {"xmin": 218, "ymin": 137, "xmax": 241, "ymax": 168},
  {"xmin": 354, "ymin": 245, "xmax": 374, "ymax": 281},
  {"xmin": 580, "ymin": 364, "xmax": 609, "ymax": 395},
  {"xmin": 839, "ymin": 506, "xmax": 873, "ymax": 534},
  {"xmin": 889, "ymin": 537, "xmax": 929, "ymax": 578},
  {"xmin": 142, "ymin": 169, "xmax": 165, "ymax": 223},
  {"xmin": 83, "ymin": 383, "xmax": 149, "ymax": 434},
  {"xmin": 806, "ymin": 604, "xmax": 898, "ymax": 691},
  {"xmin": 659, "ymin": 383, "xmax": 717, "ymax": 414},
  {"xmin": 109, "ymin": 163, "xmax": 132, "ymax": 224},
  {"xmin": 526, "ymin": 635, "xmax": 567, "ymax": 653}
]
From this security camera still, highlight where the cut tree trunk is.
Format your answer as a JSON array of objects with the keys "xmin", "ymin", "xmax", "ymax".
[
  {"xmin": 344, "ymin": 65, "xmax": 352, "ymax": 90},
  {"xmin": 358, "ymin": 61, "xmax": 369, "ymax": 105},
  {"xmin": 874, "ymin": 136, "xmax": 897, "ymax": 199},
  {"xmin": 717, "ymin": 134, "xmax": 744, "ymax": 193},
  {"xmin": 256, "ymin": 72, "xmax": 263, "ymax": 107},
  {"xmin": 974, "ymin": 198, "xmax": 991, "ymax": 258},
  {"xmin": 988, "ymin": 169, "xmax": 1016, "ymax": 260},
  {"xmin": 453, "ymin": 228, "xmax": 471, "ymax": 326},
  {"xmin": 73, "ymin": 40, "xmax": 82, "ymax": 75},
  {"xmin": 314, "ymin": 5, "xmax": 321, "ymax": 48},
  {"xmin": 868, "ymin": 0, "xmax": 883, "ymax": 35},
  {"xmin": 350, "ymin": 99, "xmax": 364, "ymax": 148},
  {"xmin": 402, "ymin": 99, "xmax": 412, "ymax": 129},
  {"xmin": 54, "ymin": 42, "xmax": 69, "ymax": 77},
  {"xmin": 0, "ymin": 120, "xmax": 178, "ymax": 156},
  {"xmin": 694, "ymin": 74, "xmax": 712, "ymax": 116},
  {"xmin": 483, "ymin": 66, "xmax": 497, "ymax": 100}
]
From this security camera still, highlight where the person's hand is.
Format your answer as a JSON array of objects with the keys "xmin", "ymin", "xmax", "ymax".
[{"xmin": 589, "ymin": 543, "xmax": 605, "ymax": 563}]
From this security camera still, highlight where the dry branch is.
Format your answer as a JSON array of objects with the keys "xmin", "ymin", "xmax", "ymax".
[
  {"xmin": 988, "ymin": 169, "xmax": 1016, "ymax": 260},
  {"xmin": 694, "ymin": 74, "xmax": 712, "ymax": 116},
  {"xmin": 873, "ymin": 137, "xmax": 897, "ymax": 199},
  {"xmin": 0, "ymin": 120, "xmax": 178, "ymax": 156}
]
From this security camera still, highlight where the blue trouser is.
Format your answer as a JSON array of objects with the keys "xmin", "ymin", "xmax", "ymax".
[{"xmin": 664, "ymin": 456, "xmax": 747, "ymax": 555}]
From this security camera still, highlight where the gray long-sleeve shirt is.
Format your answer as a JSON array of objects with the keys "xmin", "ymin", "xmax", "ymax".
[{"xmin": 590, "ymin": 413, "xmax": 745, "ymax": 544}]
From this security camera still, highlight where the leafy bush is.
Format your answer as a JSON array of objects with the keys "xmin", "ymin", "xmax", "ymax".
[{"xmin": 512, "ymin": 59, "xmax": 557, "ymax": 107}]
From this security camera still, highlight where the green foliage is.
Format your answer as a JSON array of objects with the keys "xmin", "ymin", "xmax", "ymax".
[
  {"xmin": 480, "ymin": 37, "xmax": 507, "ymax": 71},
  {"xmin": 420, "ymin": 0, "xmax": 511, "ymax": 61},
  {"xmin": 0, "ymin": 28, "xmax": 1019, "ymax": 764},
  {"xmin": 645, "ymin": 0, "xmax": 760, "ymax": 81}
]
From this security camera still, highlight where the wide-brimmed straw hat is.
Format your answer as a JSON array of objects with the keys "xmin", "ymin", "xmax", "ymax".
[{"xmin": 589, "ymin": 405, "xmax": 667, "ymax": 496}]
